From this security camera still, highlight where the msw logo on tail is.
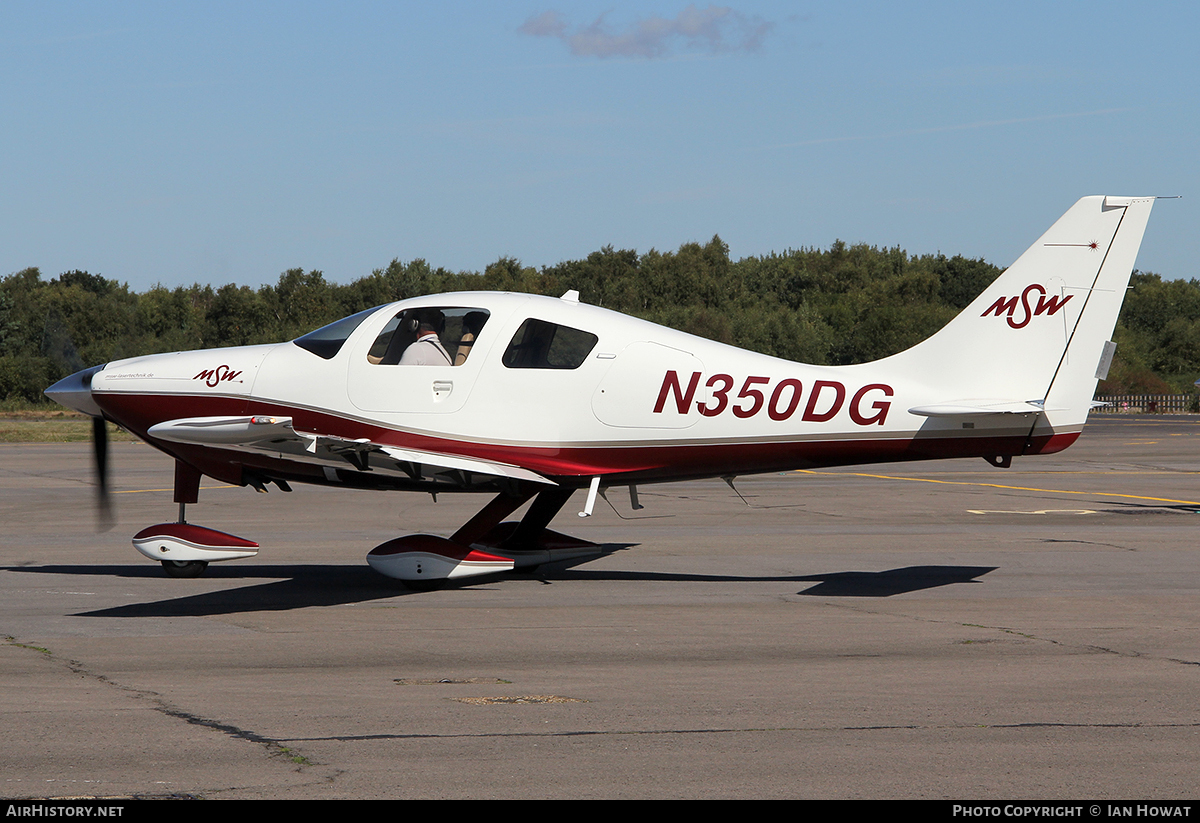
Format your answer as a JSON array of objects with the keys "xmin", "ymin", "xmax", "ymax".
[{"xmin": 981, "ymin": 284, "xmax": 1073, "ymax": 329}]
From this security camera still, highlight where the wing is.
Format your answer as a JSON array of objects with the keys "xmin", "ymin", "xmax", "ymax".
[{"xmin": 146, "ymin": 415, "xmax": 556, "ymax": 487}]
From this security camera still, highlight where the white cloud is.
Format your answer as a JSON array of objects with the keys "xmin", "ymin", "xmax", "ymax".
[{"xmin": 519, "ymin": 5, "xmax": 773, "ymax": 59}]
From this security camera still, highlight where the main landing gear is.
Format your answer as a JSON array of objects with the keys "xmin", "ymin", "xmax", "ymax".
[{"xmin": 367, "ymin": 485, "xmax": 603, "ymax": 588}]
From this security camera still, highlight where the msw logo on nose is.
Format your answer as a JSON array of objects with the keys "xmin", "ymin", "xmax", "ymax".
[
  {"xmin": 193, "ymin": 365, "xmax": 243, "ymax": 387},
  {"xmin": 981, "ymin": 284, "xmax": 1073, "ymax": 329}
]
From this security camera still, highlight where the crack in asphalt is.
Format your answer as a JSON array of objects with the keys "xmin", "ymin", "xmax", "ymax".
[
  {"xmin": 280, "ymin": 718, "xmax": 1200, "ymax": 744},
  {"xmin": 815, "ymin": 602, "xmax": 1200, "ymax": 669},
  {"xmin": 4, "ymin": 635, "xmax": 319, "ymax": 781}
]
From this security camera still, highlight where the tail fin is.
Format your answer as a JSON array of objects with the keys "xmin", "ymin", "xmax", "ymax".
[{"xmin": 890, "ymin": 195, "xmax": 1155, "ymax": 429}]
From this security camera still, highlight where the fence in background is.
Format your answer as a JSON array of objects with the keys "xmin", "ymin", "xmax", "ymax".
[{"xmin": 1092, "ymin": 395, "xmax": 1195, "ymax": 413}]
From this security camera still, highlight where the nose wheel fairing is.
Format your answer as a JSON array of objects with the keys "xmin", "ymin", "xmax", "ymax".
[{"xmin": 132, "ymin": 522, "xmax": 260, "ymax": 563}]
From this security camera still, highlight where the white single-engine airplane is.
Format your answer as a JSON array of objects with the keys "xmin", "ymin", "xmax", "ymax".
[{"xmin": 46, "ymin": 196, "xmax": 1156, "ymax": 585}]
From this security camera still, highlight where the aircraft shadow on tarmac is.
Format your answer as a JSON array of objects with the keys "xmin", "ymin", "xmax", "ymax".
[
  {"xmin": 1098, "ymin": 500, "xmax": 1200, "ymax": 515},
  {"xmin": 6, "ymin": 553, "xmax": 997, "ymax": 617},
  {"xmin": 561, "ymin": 564, "xmax": 997, "ymax": 597},
  {"xmin": 792, "ymin": 565, "xmax": 997, "ymax": 597}
]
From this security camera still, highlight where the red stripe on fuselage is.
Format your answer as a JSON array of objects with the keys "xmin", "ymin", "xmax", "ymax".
[{"xmin": 95, "ymin": 391, "xmax": 1079, "ymax": 488}]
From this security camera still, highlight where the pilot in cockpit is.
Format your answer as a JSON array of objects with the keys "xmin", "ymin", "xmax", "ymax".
[{"xmin": 398, "ymin": 308, "xmax": 453, "ymax": 366}]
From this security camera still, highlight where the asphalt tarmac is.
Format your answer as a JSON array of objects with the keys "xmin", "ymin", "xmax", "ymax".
[{"xmin": 3, "ymin": 416, "xmax": 1200, "ymax": 799}]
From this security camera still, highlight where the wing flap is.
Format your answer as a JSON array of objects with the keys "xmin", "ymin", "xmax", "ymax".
[{"xmin": 377, "ymin": 445, "xmax": 554, "ymax": 485}]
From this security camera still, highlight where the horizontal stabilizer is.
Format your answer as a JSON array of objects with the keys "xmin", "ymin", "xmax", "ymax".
[{"xmin": 908, "ymin": 400, "xmax": 1063, "ymax": 417}]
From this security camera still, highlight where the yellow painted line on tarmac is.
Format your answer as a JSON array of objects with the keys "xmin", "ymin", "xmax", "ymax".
[
  {"xmin": 966, "ymin": 509, "xmax": 1096, "ymax": 515},
  {"xmin": 884, "ymin": 470, "xmax": 1193, "ymax": 476},
  {"xmin": 114, "ymin": 485, "xmax": 237, "ymax": 495},
  {"xmin": 795, "ymin": 470, "xmax": 1200, "ymax": 507}
]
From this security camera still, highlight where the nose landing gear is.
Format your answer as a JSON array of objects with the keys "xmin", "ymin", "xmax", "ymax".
[{"xmin": 133, "ymin": 460, "xmax": 258, "ymax": 579}]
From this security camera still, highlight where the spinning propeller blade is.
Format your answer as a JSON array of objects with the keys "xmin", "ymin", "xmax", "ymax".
[{"xmin": 92, "ymin": 415, "xmax": 114, "ymax": 531}]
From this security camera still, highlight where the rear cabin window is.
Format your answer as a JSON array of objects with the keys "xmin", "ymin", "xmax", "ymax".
[{"xmin": 502, "ymin": 318, "xmax": 598, "ymax": 369}]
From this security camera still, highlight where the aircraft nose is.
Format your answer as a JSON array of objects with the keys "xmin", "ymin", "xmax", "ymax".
[{"xmin": 45, "ymin": 364, "xmax": 107, "ymax": 417}]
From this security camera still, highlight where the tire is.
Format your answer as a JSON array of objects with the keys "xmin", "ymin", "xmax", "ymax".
[
  {"xmin": 402, "ymin": 577, "xmax": 445, "ymax": 591},
  {"xmin": 161, "ymin": 559, "xmax": 208, "ymax": 578}
]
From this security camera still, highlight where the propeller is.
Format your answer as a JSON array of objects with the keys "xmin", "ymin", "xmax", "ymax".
[
  {"xmin": 93, "ymin": 414, "xmax": 114, "ymax": 531},
  {"xmin": 44, "ymin": 363, "xmax": 113, "ymax": 531},
  {"xmin": 42, "ymin": 306, "xmax": 118, "ymax": 530}
]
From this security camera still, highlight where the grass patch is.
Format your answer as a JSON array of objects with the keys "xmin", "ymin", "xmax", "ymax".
[{"xmin": 0, "ymin": 411, "xmax": 136, "ymax": 443}]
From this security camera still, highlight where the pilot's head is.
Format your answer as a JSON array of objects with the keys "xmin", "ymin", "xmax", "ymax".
[{"xmin": 415, "ymin": 308, "xmax": 445, "ymax": 335}]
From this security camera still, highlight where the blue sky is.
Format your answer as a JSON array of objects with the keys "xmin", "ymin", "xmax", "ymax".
[{"xmin": 2, "ymin": 2, "xmax": 1196, "ymax": 292}]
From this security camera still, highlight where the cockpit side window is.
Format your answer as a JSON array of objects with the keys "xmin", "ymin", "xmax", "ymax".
[
  {"xmin": 366, "ymin": 307, "xmax": 490, "ymax": 366},
  {"xmin": 293, "ymin": 306, "xmax": 382, "ymax": 359},
  {"xmin": 502, "ymin": 318, "xmax": 598, "ymax": 369}
]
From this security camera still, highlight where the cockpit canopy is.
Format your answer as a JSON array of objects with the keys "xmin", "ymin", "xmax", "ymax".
[{"xmin": 294, "ymin": 299, "xmax": 600, "ymax": 371}]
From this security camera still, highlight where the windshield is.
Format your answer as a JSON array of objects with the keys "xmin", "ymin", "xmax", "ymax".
[{"xmin": 292, "ymin": 306, "xmax": 382, "ymax": 359}]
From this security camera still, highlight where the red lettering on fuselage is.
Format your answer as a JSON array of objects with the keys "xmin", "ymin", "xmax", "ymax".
[
  {"xmin": 653, "ymin": 370, "xmax": 701, "ymax": 414},
  {"xmin": 848, "ymin": 383, "xmax": 893, "ymax": 426},
  {"xmin": 803, "ymin": 380, "xmax": 846, "ymax": 422},
  {"xmin": 653, "ymin": 372, "xmax": 892, "ymax": 426}
]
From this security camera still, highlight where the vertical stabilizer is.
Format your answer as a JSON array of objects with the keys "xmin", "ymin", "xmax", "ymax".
[{"xmin": 886, "ymin": 196, "xmax": 1155, "ymax": 428}]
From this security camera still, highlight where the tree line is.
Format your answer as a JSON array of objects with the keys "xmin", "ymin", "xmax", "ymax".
[{"xmin": 0, "ymin": 237, "xmax": 1193, "ymax": 404}]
